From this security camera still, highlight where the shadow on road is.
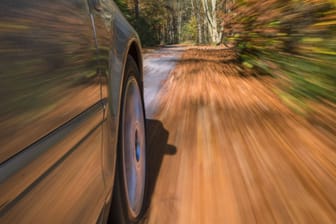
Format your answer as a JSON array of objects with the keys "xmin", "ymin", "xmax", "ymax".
[{"xmin": 143, "ymin": 119, "xmax": 176, "ymax": 216}]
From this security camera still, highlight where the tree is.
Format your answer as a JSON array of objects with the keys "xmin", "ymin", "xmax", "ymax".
[
  {"xmin": 134, "ymin": 0, "xmax": 139, "ymax": 18},
  {"xmin": 201, "ymin": 0, "xmax": 221, "ymax": 43},
  {"xmin": 191, "ymin": 0, "xmax": 204, "ymax": 43}
]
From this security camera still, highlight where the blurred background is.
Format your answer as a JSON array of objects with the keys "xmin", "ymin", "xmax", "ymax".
[{"xmin": 117, "ymin": 0, "xmax": 335, "ymax": 132}]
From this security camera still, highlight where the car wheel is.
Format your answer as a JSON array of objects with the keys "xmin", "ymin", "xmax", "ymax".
[{"xmin": 110, "ymin": 55, "xmax": 147, "ymax": 224}]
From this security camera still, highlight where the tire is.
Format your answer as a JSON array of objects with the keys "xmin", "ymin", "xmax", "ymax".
[{"xmin": 109, "ymin": 55, "xmax": 147, "ymax": 224}]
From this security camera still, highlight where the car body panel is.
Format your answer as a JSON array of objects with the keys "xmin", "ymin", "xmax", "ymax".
[
  {"xmin": 0, "ymin": 104, "xmax": 106, "ymax": 223},
  {"xmin": 0, "ymin": 102, "xmax": 104, "ymax": 208},
  {"xmin": 0, "ymin": 0, "xmax": 143, "ymax": 222},
  {"xmin": 0, "ymin": 0, "xmax": 102, "ymax": 164}
]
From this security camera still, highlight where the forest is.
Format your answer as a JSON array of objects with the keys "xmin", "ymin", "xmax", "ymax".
[{"xmin": 115, "ymin": 0, "xmax": 335, "ymax": 124}]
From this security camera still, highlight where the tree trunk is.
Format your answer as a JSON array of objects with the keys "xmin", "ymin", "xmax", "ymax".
[
  {"xmin": 177, "ymin": 0, "xmax": 183, "ymax": 43},
  {"xmin": 192, "ymin": 0, "xmax": 204, "ymax": 44},
  {"xmin": 201, "ymin": 0, "xmax": 220, "ymax": 43},
  {"xmin": 134, "ymin": 0, "xmax": 139, "ymax": 18}
]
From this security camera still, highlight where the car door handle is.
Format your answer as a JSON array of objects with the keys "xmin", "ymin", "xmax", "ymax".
[{"xmin": 88, "ymin": 0, "xmax": 102, "ymax": 12}]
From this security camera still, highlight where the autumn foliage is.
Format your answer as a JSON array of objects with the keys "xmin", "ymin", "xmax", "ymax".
[
  {"xmin": 223, "ymin": 0, "xmax": 336, "ymax": 109},
  {"xmin": 115, "ymin": 0, "xmax": 335, "ymax": 115}
]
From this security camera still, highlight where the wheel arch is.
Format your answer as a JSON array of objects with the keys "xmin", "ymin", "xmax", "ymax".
[
  {"xmin": 113, "ymin": 37, "xmax": 144, "ymax": 162},
  {"xmin": 102, "ymin": 35, "xmax": 144, "ymax": 192},
  {"xmin": 127, "ymin": 40, "xmax": 143, "ymax": 89},
  {"xmin": 108, "ymin": 38, "xmax": 147, "ymax": 223}
]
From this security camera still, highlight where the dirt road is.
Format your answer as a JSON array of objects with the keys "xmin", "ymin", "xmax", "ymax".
[{"xmin": 142, "ymin": 46, "xmax": 336, "ymax": 224}]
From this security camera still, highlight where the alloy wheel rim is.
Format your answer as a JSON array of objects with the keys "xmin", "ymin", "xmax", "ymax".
[{"xmin": 122, "ymin": 76, "xmax": 146, "ymax": 218}]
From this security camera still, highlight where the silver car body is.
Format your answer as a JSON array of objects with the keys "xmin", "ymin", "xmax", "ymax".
[{"xmin": 0, "ymin": 0, "xmax": 143, "ymax": 223}]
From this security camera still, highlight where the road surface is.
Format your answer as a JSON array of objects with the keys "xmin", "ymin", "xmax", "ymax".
[{"xmin": 142, "ymin": 46, "xmax": 336, "ymax": 224}]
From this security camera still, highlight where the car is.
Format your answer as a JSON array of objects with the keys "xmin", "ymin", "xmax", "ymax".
[{"xmin": 0, "ymin": 0, "xmax": 147, "ymax": 223}]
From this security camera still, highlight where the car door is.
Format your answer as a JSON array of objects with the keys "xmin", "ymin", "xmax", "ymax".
[
  {"xmin": 0, "ymin": 0, "xmax": 107, "ymax": 222},
  {"xmin": 86, "ymin": 0, "xmax": 117, "ymax": 199}
]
